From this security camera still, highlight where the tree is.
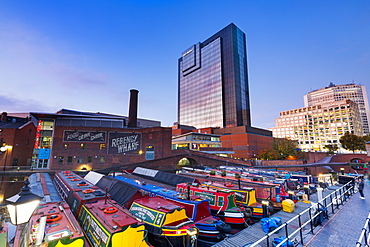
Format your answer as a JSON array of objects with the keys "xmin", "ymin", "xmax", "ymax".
[
  {"xmin": 323, "ymin": 144, "xmax": 339, "ymax": 154},
  {"xmin": 258, "ymin": 148, "xmax": 279, "ymax": 160},
  {"xmin": 272, "ymin": 138, "xmax": 299, "ymax": 159},
  {"xmin": 339, "ymin": 132, "xmax": 365, "ymax": 152}
]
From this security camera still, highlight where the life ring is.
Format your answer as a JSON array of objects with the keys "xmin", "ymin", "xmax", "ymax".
[
  {"xmin": 83, "ymin": 189, "xmax": 95, "ymax": 194},
  {"xmin": 71, "ymin": 179, "xmax": 80, "ymax": 181},
  {"xmin": 46, "ymin": 214, "xmax": 62, "ymax": 223},
  {"xmin": 104, "ymin": 207, "xmax": 118, "ymax": 214},
  {"xmin": 225, "ymin": 183, "xmax": 234, "ymax": 187},
  {"xmin": 67, "ymin": 176, "xmax": 76, "ymax": 179},
  {"xmin": 62, "ymin": 171, "xmax": 71, "ymax": 174},
  {"xmin": 77, "ymin": 182, "xmax": 88, "ymax": 186}
]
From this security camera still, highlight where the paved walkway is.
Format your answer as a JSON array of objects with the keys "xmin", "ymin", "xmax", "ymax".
[{"xmin": 305, "ymin": 178, "xmax": 370, "ymax": 246}]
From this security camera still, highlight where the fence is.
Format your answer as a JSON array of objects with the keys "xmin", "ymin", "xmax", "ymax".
[
  {"xmin": 356, "ymin": 210, "xmax": 370, "ymax": 247},
  {"xmin": 248, "ymin": 181, "xmax": 355, "ymax": 247}
]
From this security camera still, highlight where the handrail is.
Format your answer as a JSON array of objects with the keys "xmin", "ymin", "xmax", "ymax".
[
  {"xmin": 356, "ymin": 211, "xmax": 370, "ymax": 247},
  {"xmin": 249, "ymin": 181, "xmax": 355, "ymax": 247}
]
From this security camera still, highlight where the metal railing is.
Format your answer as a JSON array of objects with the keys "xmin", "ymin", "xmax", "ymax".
[
  {"xmin": 249, "ymin": 181, "xmax": 355, "ymax": 247},
  {"xmin": 356, "ymin": 211, "xmax": 370, "ymax": 247}
]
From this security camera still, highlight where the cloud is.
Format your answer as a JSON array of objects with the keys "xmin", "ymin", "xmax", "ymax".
[{"xmin": 0, "ymin": 94, "xmax": 56, "ymax": 113}]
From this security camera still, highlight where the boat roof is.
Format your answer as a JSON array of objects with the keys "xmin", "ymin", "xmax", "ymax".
[
  {"xmin": 83, "ymin": 199, "xmax": 141, "ymax": 230},
  {"xmin": 55, "ymin": 171, "xmax": 107, "ymax": 201},
  {"xmin": 28, "ymin": 173, "xmax": 62, "ymax": 204},
  {"xmin": 132, "ymin": 167, "xmax": 196, "ymax": 186},
  {"xmin": 132, "ymin": 196, "xmax": 184, "ymax": 213}
]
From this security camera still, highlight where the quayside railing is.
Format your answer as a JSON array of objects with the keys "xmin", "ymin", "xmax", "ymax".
[
  {"xmin": 356, "ymin": 210, "xmax": 370, "ymax": 247},
  {"xmin": 248, "ymin": 181, "xmax": 355, "ymax": 247}
]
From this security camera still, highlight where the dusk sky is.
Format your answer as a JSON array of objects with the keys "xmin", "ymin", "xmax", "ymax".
[{"xmin": 1, "ymin": 1, "xmax": 369, "ymax": 129}]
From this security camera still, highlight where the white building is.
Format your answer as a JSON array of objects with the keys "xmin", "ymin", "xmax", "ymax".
[
  {"xmin": 304, "ymin": 83, "xmax": 370, "ymax": 135},
  {"xmin": 271, "ymin": 100, "xmax": 363, "ymax": 153}
]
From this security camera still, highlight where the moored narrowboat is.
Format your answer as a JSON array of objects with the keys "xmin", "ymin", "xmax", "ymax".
[
  {"xmin": 129, "ymin": 196, "xmax": 198, "ymax": 247},
  {"xmin": 53, "ymin": 171, "xmax": 152, "ymax": 247},
  {"xmin": 98, "ymin": 172, "xmax": 231, "ymax": 245},
  {"xmin": 176, "ymin": 183, "xmax": 249, "ymax": 228},
  {"xmin": 13, "ymin": 173, "xmax": 86, "ymax": 247}
]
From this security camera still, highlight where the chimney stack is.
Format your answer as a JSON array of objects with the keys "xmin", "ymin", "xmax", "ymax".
[
  {"xmin": 128, "ymin": 89, "xmax": 139, "ymax": 128},
  {"xmin": 1, "ymin": 112, "xmax": 7, "ymax": 122}
]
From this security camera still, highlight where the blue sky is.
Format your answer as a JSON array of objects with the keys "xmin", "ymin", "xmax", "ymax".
[{"xmin": 1, "ymin": 1, "xmax": 369, "ymax": 129}]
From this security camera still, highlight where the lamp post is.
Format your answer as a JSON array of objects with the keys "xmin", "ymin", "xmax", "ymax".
[
  {"xmin": 0, "ymin": 145, "xmax": 12, "ymax": 172},
  {"xmin": 5, "ymin": 179, "xmax": 43, "ymax": 225}
]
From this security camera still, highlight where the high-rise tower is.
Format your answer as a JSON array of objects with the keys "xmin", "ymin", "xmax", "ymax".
[
  {"xmin": 178, "ymin": 23, "xmax": 251, "ymax": 129},
  {"xmin": 304, "ymin": 83, "xmax": 370, "ymax": 135}
]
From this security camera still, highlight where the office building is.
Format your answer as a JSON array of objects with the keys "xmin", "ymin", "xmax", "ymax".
[
  {"xmin": 178, "ymin": 23, "xmax": 251, "ymax": 129},
  {"xmin": 271, "ymin": 100, "xmax": 363, "ymax": 152},
  {"xmin": 304, "ymin": 83, "xmax": 370, "ymax": 135}
]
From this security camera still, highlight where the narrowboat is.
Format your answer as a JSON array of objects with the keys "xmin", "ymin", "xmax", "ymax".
[
  {"xmin": 67, "ymin": 173, "xmax": 198, "ymax": 247},
  {"xmin": 201, "ymin": 180, "xmax": 265, "ymax": 220},
  {"xmin": 92, "ymin": 172, "xmax": 232, "ymax": 245},
  {"xmin": 176, "ymin": 183, "xmax": 249, "ymax": 228},
  {"xmin": 53, "ymin": 171, "xmax": 152, "ymax": 247},
  {"xmin": 129, "ymin": 196, "xmax": 198, "ymax": 247},
  {"xmin": 13, "ymin": 173, "xmax": 86, "ymax": 247}
]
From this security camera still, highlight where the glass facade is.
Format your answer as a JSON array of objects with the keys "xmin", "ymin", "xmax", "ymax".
[
  {"xmin": 178, "ymin": 23, "xmax": 251, "ymax": 129},
  {"xmin": 304, "ymin": 84, "xmax": 370, "ymax": 135},
  {"xmin": 32, "ymin": 119, "xmax": 54, "ymax": 169}
]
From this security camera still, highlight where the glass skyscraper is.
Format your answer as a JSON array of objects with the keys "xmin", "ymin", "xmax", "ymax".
[{"xmin": 178, "ymin": 23, "xmax": 251, "ymax": 129}]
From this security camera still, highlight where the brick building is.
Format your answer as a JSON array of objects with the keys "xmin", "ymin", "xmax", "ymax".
[
  {"xmin": 0, "ymin": 112, "xmax": 36, "ymax": 170},
  {"xmin": 30, "ymin": 110, "xmax": 172, "ymax": 171}
]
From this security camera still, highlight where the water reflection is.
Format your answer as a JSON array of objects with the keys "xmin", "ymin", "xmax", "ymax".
[{"xmin": 0, "ymin": 175, "xmax": 28, "ymax": 202}]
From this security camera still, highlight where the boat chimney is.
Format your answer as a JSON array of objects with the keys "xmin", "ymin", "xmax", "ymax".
[
  {"xmin": 128, "ymin": 89, "xmax": 139, "ymax": 128},
  {"xmin": 1, "ymin": 112, "xmax": 7, "ymax": 122}
]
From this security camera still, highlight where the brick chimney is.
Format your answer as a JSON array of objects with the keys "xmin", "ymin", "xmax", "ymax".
[
  {"xmin": 128, "ymin": 89, "xmax": 139, "ymax": 128},
  {"xmin": 1, "ymin": 112, "xmax": 7, "ymax": 122}
]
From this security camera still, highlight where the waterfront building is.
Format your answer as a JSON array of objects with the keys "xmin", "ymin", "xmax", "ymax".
[
  {"xmin": 271, "ymin": 100, "xmax": 363, "ymax": 152},
  {"xmin": 0, "ymin": 112, "xmax": 35, "ymax": 171},
  {"xmin": 304, "ymin": 83, "xmax": 370, "ymax": 135},
  {"xmin": 172, "ymin": 131, "xmax": 234, "ymax": 157},
  {"xmin": 178, "ymin": 23, "xmax": 251, "ymax": 129},
  {"xmin": 29, "ymin": 109, "xmax": 171, "ymax": 170}
]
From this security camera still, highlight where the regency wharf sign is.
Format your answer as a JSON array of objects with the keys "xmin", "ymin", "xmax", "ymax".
[
  {"xmin": 108, "ymin": 132, "xmax": 142, "ymax": 154},
  {"xmin": 63, "ymin": 130, "xmax": 106, "ymax": 142}
]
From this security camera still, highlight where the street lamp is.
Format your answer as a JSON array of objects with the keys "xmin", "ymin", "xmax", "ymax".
[
  {"xmin": 0, "ymin": 145, "xmax": 12, "ymax": 171},
  {"xmin": 5, "ymin": 180, "xmax": 43, "ymax": 225}
]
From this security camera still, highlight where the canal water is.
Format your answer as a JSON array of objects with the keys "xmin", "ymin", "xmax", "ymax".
[{"xmin": 0, "ymin": 175, "xmax": 28, "ymax": 203}]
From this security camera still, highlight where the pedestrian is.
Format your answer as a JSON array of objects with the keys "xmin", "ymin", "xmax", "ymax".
[{"xmin": 358, "ymin": 178, "xmax": 365, "ymax": 199}]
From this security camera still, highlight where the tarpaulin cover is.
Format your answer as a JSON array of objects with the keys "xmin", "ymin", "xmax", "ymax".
[
  {"xmin": 133, "ymin": 167, "xmax": 195, "ymax": 186},
  {"xmin": 95, "ymin": 176, "xmax": 140, "ymax": 206},
  {"xmin": 260, "ymin": 217, "xmax": 282, "ymax": 233},
  {"xmin": 272, "ymin": 236, "xmax": 294, "ymax": 247}
]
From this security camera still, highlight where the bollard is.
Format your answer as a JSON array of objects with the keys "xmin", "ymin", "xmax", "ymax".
[{"xmin": 317, "ymin": 187, "xmax": 323, "ymax": 202}]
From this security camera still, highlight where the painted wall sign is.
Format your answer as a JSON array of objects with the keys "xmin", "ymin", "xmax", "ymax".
[
  {"xmin": 108, "ymin": 132, "xmax": 142, "ymax": 154},
  {"xmin": 129, "ymin": 202, "xmax": 164, "ymax": 226},
  {"xmin": 38, "ymin": 148, "xmax": 51, "ymax": 159},
  {"xmin": 63, "ymin": 130, "xmax": 106, "ymax": 142}
]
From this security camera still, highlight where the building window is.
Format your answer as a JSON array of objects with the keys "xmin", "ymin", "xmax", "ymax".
[
  {"xmin": 77, "ymin": 157, "xmax": 83, "ymax": 163},
  {"xmin": 64, "ymin": 144, "xmax": 68, "ymax": 149},
  {"xmin": 100, "ymin": 157, "xmax": 105, "ymax": 163},
  {"xmin": 58, "ymin": 156, "xmax": 64, "ymax": 163},
  {"xmin": 87, "ymin": 157, "xmax": 92, "ymax": 163},
  {"xmin": 100, "ymin": 144, "xmax": 106, "ymax": 150},
  {"xmin": 80, "ymin": 143, "xmax": 85, "ymax": 149},
  {"xmin": 67, "ymin": 156, "xmax": 73, "ymax": 163}
]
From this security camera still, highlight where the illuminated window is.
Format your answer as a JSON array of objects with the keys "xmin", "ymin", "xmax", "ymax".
[
  {"xmin": 64, "ymin": 144, "xmax": 68, "ymax": 149},
  {"xmin": 80, "ymin": 143, "xmax": 85, "ymax": 149},
  {"xmin": 77, "ymin": 157, "xmax": 83, "ymax": 163},
  {"xmin": 100, "ymin": 144, "xmax": 106, "ymax": 150},
  {"xmin": 58, "ymin": 156, "xmax": 64, "ymax": 163},
  {"xmin": 100, "ymin": 157, "xmax": 105, "ymax": 163}
]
